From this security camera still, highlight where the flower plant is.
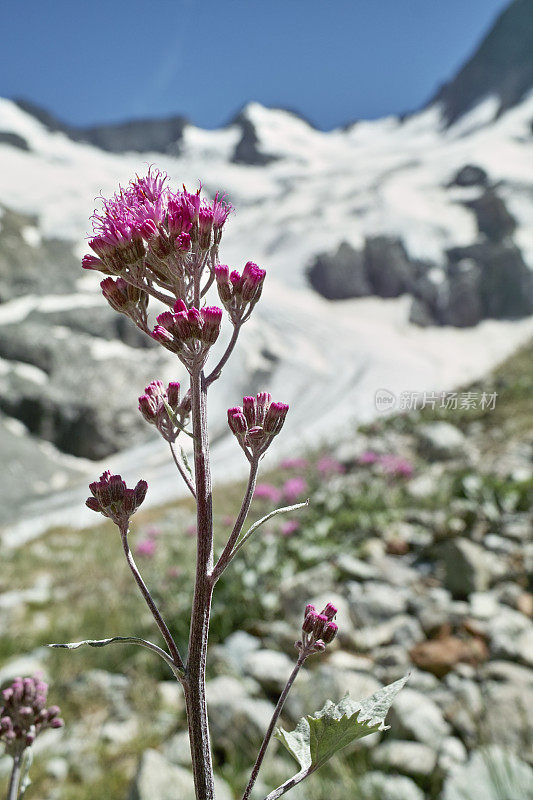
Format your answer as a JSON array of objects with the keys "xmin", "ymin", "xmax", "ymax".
[{"xmin": 47, "ymin": 168, "xmax": 406, "ymax": 800}]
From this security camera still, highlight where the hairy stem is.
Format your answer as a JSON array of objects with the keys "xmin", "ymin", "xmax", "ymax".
[
  {"xmin": 169, "ymin": 441, "xmax": 196, "ymax": 498},
  {"xmin": 262, "ymin": 768, "xmax": 312, "ymax": 800},
  {"xmin": 119, "ymin": 526, "xmax": 184, "ymax": 673},
  {"xmin": 7, "ymin": 753, "xmax": 22, "ymax": 800},
  {"xmin": 212, "ymin": 457, "xmax": 259, "ymax": 581},
  {"xmin": 242, "ymin": 653, "xmax": 307, "ymax": 800},
  {"xmin": 185, "ymin": 365, "xmax": 215, "ymax": 800}
]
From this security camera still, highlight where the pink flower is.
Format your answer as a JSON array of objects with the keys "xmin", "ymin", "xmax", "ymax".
[
  {"xmin": 254, "ymin": 484, "xmax": 282, "ymax": 503},
  {"xmin": 380, "ymin": 455, "xmax": 414, "ymax": 479},
  {"xmin": 281, "ymin": 519, "xmax": 300, "ymax": 536},
  {"xmin": 317, "ymin": 456, "xmax": 345, "ymax": 476},
  {"xmin": 283, "ymin": 477, "xmax": 308, "ymax": 502},
  {"xmin": 358, "ymin": 450, "xmax": 380, "ymax": 465},
  {"xmin": 281, "ymin": 457, "xmax": 308, "ymax": 470},
  {"xmin": 222, "ymin": 515, "xmax": 234, "ymax": 527},
  {"xmin": 136, "ymin": 539, "xmax": 157, "ymax": 557}
]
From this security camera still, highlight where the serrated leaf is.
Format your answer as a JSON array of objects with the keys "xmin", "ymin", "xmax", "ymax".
[{"xmin": 276, "ymin": 675, "xmax": 408, "ymax": 771}]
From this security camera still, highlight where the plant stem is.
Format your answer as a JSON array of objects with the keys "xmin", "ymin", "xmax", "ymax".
[
  {"xmin": 262, "ymin": 768, "xmax": 312, "ymax": 800},
  {"xmin": 119, "ymin": 527, "xmax": 184, "ymax": 673},
  {"xmin": 7, "ymin": 753, "xmax": 22, "ymax": 800},
  {"xmin": 242, "ymin": 652, "xmax": 307, "ymax": 800},
  {"xmin": 185, "ymin": 365, "xmax": 215, "ymax": 800},
  {"xmin": 212, "ymin": 457, "xmax": 259, "ymax": 581}
]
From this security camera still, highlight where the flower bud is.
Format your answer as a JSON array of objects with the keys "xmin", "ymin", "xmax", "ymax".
[
  {"xmin": 263, "ymin": 402, "xmax": 289, "ymax": 435},
  {"xmin": 322, "ymin": 622, "xmax": 338, "ymax": 644},
  {"xmin": 322, "ymin": 603, "xmax": 338, "ymax": 621}
]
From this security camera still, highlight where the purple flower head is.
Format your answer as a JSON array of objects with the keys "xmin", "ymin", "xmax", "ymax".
[
  {"xmin": 283, "ymin": 477, "xmax": 308, "ymax": 502},
  {"xmin": 227, "ymin": 393, "xmax": 289, "ymax": 458},
  {"xmin": 281, "ymin": 457, "xmax": 309, "ymax": 470},
  {"xmin": 138, "ymin": 379, "xmax": 185, "ymax": 442},
  {"xmin": 358, "ymin": 450, "xmax": 380, "ymax": 465},
  {"xmin": 253, "ymin": 483, "xmax": 282, "ymax": 503},
  {"xmin": 281, "ymin": 519, "xmax": 300, "ymax": 537},
  {"xmin": 151, "ymin": 303, "xmax": 222, "ymax": 367},
  {"xmin": 215, "ymin": 260, "xmax": 266, "ymax": 323},
  {"xmin": 83, "ymin": 170, "xmax": 231, "ymax": 304},
  {"xmin": 379, "ymin": 455, "xmax": 414, "ymax": 479},
  {"xmin": 297, "ymin": 602, "xmax": 339, "ymax": 656},
  {"xmin": 136, "ymin": 539, "xmax": 157, "ymax": 558},
  {"xmin": 0, "ymin": 676, "xmax": 63, "ymax": 756},
  {"xmin": 86, "ymin": 471, "xmax": 147, "ymax": 527},
  {"xmin": 317, "ymin": 456, "xmax": 345, "ymax": 477}
]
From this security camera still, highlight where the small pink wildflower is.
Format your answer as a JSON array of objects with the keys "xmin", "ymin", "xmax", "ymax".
[
  {"xmin": 380, "ymin": 455, "xmax": 414, "ymax": 479},
  {"xmin": 358, "ymin": 450, "xmax": 380, "ymax": 465},
  {"xmin": 281, "ymin": 457, "xmax": 309, "ymax": 470},
  {"xmin": 281, "ymin": 520, "xmax": 300, "ymax": 537},
  {"xmin": 283, "ymin": 477, "xmax": 308, "ymax": 502},
  {"xmin": 254, "ymin": 484, "xmax": 282, "ymax": 503},
  {"xmin": 136, "ymin": 539, "xmax": 157, "ymax": 557},
  {"xmin": 317, "ymin": 456, "xmax": 345, "ymax": 476}
]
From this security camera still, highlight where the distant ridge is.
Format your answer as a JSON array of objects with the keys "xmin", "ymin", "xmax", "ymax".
[
  {"xmin": 13, "ymin": 98, "xmax": 188, "ymax": 154},
  {"xmin": 431, "ymin": 0, "xmax": 533, "ymax": 125}
]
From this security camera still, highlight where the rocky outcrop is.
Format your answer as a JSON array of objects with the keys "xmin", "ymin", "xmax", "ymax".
[
  {"xmin": 0, "ymin": 205, "xmax": 79, "ymax": 303},
  {"xmin": 231, "ymin": 112, "xmax": 278, "ymax": 166},
  {"xmin": 430, "ymin": 0, "xmax": 533, "ymax": 125},
  {"xmin": 307, "ymin": 241, "xmax": 371, "ymax": 299},
  {"xmin": 14, "ymin": 99, "xmax": 187, "ymax": 154}
]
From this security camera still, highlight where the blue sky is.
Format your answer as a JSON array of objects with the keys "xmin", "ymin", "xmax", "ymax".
[{"xmin": 1, "ymin": 0, "xmax": 510, "ymax": 130}]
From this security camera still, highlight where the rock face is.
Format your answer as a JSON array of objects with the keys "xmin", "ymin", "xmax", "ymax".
[
  {"xmin": 0, "ymin": 205, "xmax": 79, "ymax": 303},
  {"xmin": 308, "ymin": 180, "xmax": 533, "ymax": 327},
  {"xmin": 441, "ymin": 539, "xmax": 490, "ymax": 599},
  {"xmin": 14, "ymin": 99, "xmax": 187, "ymax": 154},
  {"xmin": 231, "ymin": 112, "xmax": 278, "ymax": 166},
  {"xmin": 307, "ymin": 241, "xmax": 371, "ymax": 299},
  {"xmin": 430, "ymin": 0, "xmax": 533, "ymax": 125}
]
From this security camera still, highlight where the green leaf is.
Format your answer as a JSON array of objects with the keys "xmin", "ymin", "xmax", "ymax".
[
  {"xmin": 48, "ymin": 636, "xmax": 182, "ymax": 676},
  {"xmin": 276, "ymin": 676, "xmax": 408, "ymax": 771}
]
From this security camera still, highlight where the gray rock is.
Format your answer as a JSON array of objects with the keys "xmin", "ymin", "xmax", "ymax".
[
  {"xmin": 450, "ymin": 165, "xmax": 488, "ymax": 188},
  {"xmin": 409, "ymin": 296, "xmax": 438, "ymax": 327},
  {"xmin": 45, "ymin": 757, "xmax": 69, "ymax": 781},
  {"xmin": 353, "ymin": 615, "xmax": 423, "ymax": 652},
  {"xmin": 441, "ymin": 259, "xmax": 483, "ymax": 327},
  {"xmin": 389, "ymin": 688, "xmax": 451, "ymax": 749},
  {"xmin": 129, "ymin": 749, "xmax": 232, "ymax": 800},
  {"xmin": 364, "ymin": 235, "xmax": 414, "ymax": 297},
  {"xmin": 307, "ymin": 241, "xmax": 372, "ymax": 300},
  {"xmin": 442, "ymin": 746, "xmax": 533, "ymax": 800},
  {"xmin": 232, "ymin": 111, "xmax": 278, "ymax": 166},
  {"xmin": 441, "ymin": 538, "xmax": 490, "ymax": 599},
  {"xmin": 162, "ymin": 730, "xmax": 192, "ymax": 767},
  {"xmin": 417, "ymin": 422, "xmax": 466, "ymax": 461},
  {"xmin": 438, "ymin": 737, "xmax": 468, "ymax": 774},
  {"xmin": 372, "ymin": 740, "xmax": 437, "ymax": 780},
  {"xmin": 359, "ymin": 771, "xmax": 424, "ymax": 800},
  {"xmin": 465, "ymin": 189, "xmax": 516, "ymax": 242},
  {"xmin": 207, "ymin": 676, "xmax": 274, "ymax": 759},
  {"xmin": 348, "ymin": 581, "xmax": 408, "ymax": 625},
  {"xmin": 488, "ymin": 606, "xmax": 531, "ymax": 659},
  {"xmin": 481, "ymin": 681, "xmax": 533, "ymax": 762},
  {"xmin": 212, "ymin": 630, "xmax": 262, "ymax": 676},
  {"xmin": 335, "ymin": 555, "xmax": 379, "ymax": 581},
  {"xmin": 243, "ymin": 649, "xmax": 297, "ymax": 693}
]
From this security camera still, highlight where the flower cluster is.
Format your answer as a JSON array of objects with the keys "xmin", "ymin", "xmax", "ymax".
[
  {"xmin": 83, "ymin": 168, "xmax": 233, "ymax": 314},
  {"xmin": 0, "ymin": 677, "xmax": 63, "ymax": 756},
  {"xmin": 138, "ymin": 380, "xmax": 190, "ymax": 441},
  {"xmin": 296, "ymin": 602, "xmax": 338, "ymax": 655},
  {"xmin": 215, "ymin": 262, "xmax": 266, "ymax": 324},
  {"xmin": 152, "ymin": 300, "xmax": 222, "ymax": 368},
  {"xmin": 100, "ymin": 277, "xmax": 149, "ymax": 330},
  {"xmin": 227, "ymin": 393, "xmax": 289, "ymax": 459},
  {"xmin": 86, "ymin": 471, "xmax": 148, "ymax": 527}
]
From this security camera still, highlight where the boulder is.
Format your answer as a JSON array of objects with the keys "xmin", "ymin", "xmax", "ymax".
[
  {"xmin": 465, "ymin": 189, "xmax": 516, "ymax": 242},
  {"xmin": 372, "ymin": 740, "xmax": 437, "ymax": 781},
  {"xmin": 307, "ymin": 241, "xmax": 371, "ymax": 299},
  {"xmin": 442, "ymin": 746, "xmax": 533, "ymax": 800},
  {"xmin": 441, "ymin": 538, "xmax": 490, "ymax": 599},
  {"xmin": 450, "ymin": 165, "xmax": 488, "ymax": 188},
  {"xmin": 441, "ymin": 259, "xmax": 483, "ymax": 327},
  {"xmin": 364, "ymin": 236, "xmax": 414, "ymax": 297},
  {"xmin": 417, "ymin": 422, "xmax": 466, "ymax": 461},
  {"xmin": 359, "ymin": 771, "xmax": 424, "ymax": 800},
  {"xmin": 130, "ymin": 749, "xmax": 232, "ymax": 800},
  {"xmin": 389, "ymin": 688, "xmax": 451, "ymax": 749}
]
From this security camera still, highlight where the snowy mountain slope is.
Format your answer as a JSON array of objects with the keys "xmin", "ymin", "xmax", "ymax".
[{"xmin": 1, "ymin": 3, "xmax": 533, "ymax": 533}]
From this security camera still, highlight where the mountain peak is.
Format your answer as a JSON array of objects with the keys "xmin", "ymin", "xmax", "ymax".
[{"xmin": 432, "ymin": 0, "xmax": 533, "ymax": 125}]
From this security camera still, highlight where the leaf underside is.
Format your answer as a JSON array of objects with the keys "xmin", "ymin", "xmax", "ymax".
[{"xmin": 276, "ymin": 675, "xmax": 408, "ymax": 771}]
